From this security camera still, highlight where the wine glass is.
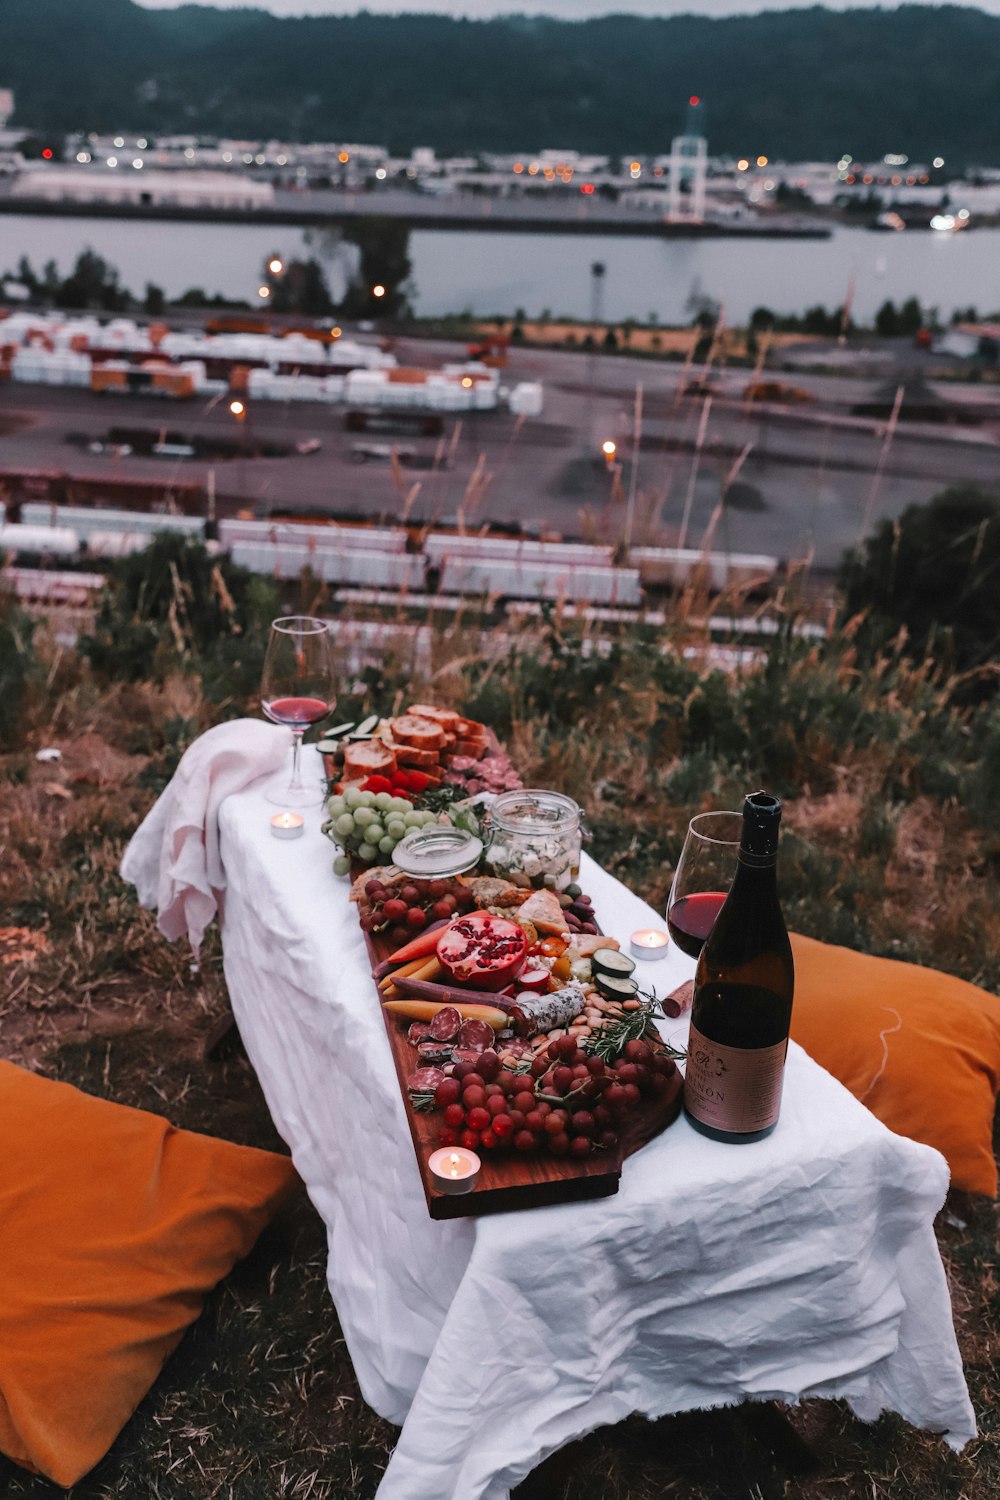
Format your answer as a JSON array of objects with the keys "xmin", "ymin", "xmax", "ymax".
[
  {"xmin": 260, "ymin": 616, "xmax": 336, "ymax": 807},
  {"xmin": 666, "ymin": 811, "xmax": 742, "ymax": 968}
]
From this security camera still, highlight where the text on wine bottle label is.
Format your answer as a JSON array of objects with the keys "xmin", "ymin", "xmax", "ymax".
[{"xmin": 684, "ymin": 1027, "xmax": 788, "ymax": 1134}]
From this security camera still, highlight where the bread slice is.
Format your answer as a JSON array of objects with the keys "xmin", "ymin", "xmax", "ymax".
[{"xmin": 389, "ymin": 714, "xmax": 447, "ymax": 751}]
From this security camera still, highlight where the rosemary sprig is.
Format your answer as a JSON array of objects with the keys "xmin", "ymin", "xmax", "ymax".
[
  {"xmin": 583, "ymin": 988, "xmax": 687, "ymax": 1065},
  {"xmin": 408, "ymin": 1088, "xmax": 437, "ymax": 1112}
]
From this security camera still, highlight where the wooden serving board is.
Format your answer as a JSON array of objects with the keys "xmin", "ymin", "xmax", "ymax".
[{"xmin": 360, "ymin": 903, "xmax": 682, "ymax": 1221}]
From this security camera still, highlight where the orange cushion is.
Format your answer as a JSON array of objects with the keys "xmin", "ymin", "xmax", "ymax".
[
  {"xmin": 0, "ymin": 1061, "xmax": 298, "ymax": 1487},
  {"xmin": 790, "ymin": 933, "xmax": 1000, "ymax": 1197}
]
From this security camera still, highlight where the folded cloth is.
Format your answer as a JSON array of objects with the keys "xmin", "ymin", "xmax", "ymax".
[{"xmin": 121, "ymin": 718, "xmax": 292, "ymax": 954}]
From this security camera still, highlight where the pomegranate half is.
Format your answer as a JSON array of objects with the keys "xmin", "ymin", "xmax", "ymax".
[{"xmin": 436, "ymin": 911, "xmax": 528, "ymax": 992}]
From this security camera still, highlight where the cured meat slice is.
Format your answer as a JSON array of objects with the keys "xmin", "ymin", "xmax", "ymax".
[
  {"xmin": 407, "ymin": 1021, "xmax": 432, "ymax": 1045},
  {"xmin": 417, "ymin": 1040, "xmax": 455, "ymax": 1065},
  {"xmin": 427, "ymin": 1005, "xmax": 462, "ymax": 1042},
  {"xmin": 455, "ymin": 1018, "xmax": 495, "ymax": 1052},
  {"xmin": 452, "ymin": 1047, "xmax": 484, "ymax": 1066},
  {"xmin": 407, "ymin": 1065, "xmax": 447, "ymax": 1092}
]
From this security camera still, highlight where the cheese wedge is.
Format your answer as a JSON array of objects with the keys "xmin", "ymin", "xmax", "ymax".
[{"xmin": 517, "ymin": 887, "xmax": 570, "ymax": 935}]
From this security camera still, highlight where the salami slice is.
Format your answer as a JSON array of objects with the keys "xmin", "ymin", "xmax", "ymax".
[
  {"xmin": 455, "ymin": 1018, "xmax": 495, "ymax": 1052},
  {"xmin": 511, "ymin": 984, "xmax": 588, "ymax": 1038},
  {"xmin": 452, "ymin": 1047, "xmax": 485, "ymax": 1066},
  {"xmin": 427, "ymin": 1005, "xmax": 463, "ymax": 1042},
  {"xmin": 407, "ymin": 1066, "xmax": 446, "ymax": 1092},
  {"xmin": 417, "ymin": 1040, "xmax": 455, "ymax": 1066},
  {"xmin": 408, "ymin": 1021, "xmax": 432, "ymax": 1045}
]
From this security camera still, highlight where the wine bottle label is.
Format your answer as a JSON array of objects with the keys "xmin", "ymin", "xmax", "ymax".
[{"xmin": 684, "ymin": 1025, "xmax": 787, "ymax": 1134}]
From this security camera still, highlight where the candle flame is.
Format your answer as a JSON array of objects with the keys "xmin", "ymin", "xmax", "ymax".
[{"xmin": 448, "ymin": 1152, "xmax": 460, "ymax": 1177}]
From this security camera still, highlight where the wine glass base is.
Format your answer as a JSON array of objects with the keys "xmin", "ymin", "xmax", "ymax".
[{"xmin": 264, "ymin": 779, "xmax": 325, "ymax": 808}]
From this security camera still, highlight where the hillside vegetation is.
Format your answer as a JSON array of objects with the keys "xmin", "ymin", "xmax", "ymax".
[{"xmin": 7, "ymin": 0, "xmax": 1000, "ymax": 162}]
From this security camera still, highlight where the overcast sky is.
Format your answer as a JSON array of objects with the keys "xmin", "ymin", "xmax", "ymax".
[{"xmin": 138, "ymin": 0, "xmax": 1000, "ymax": 19}]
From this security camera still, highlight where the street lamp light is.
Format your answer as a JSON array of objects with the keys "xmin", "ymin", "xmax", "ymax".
[
  {"xmin": 258, "ymin": 285, "xmax": 271, "ymax": 300},
  {"xmin": 268, "ymin": 257, "xmax": 284, "ymax": 276},
  {"xmin": 372, "ymin": 284, "xmax": 386, "ymax": 299},
  {"xmin": 229, "ymin": 399, "xmax": 246, "ymax": 420}
]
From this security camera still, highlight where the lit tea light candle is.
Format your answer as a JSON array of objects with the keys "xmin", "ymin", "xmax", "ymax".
[
  {"xmin": 630, "ymin": 927, "xmax": 670, "ymax": 960},
  {"xmin": 428, "ymin": 1146, "xmax": 481, "ymax": 1195},
  {"xmin": 270, "ymin": 811, "xmax": 305, "ymax": 840}
]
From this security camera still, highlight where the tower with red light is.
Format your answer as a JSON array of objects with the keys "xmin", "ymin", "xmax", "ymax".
[{"xmin": 668, "ymin": 95, "xmax": 707, "ymax": 224}]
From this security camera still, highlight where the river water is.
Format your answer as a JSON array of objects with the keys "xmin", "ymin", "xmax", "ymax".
[{"xmin": 2, "ymin": 211, "xmax": 998, "ymax": 325}]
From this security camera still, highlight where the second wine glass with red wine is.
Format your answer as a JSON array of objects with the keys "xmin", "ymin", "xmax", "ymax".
[
  {"xmin": 666, "ymin": 811, "xmax": 742, "ymax": 962},
  {"xmin": 261, "ymin": 616, "xmax": 336, "ymax": 806}
]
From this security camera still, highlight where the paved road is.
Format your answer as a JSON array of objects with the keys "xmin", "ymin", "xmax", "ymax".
[{"xmin": 2, "ymin": 338, "xmax": 998, "ymax": 570}]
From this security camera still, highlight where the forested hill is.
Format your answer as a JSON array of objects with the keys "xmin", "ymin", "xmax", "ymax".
[{"xmin": 6, "ymin": 0, "xmax": 1000, "ymax": 163}]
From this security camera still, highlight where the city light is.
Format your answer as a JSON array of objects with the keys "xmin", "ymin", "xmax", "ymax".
[
  {"xmin": 756, "ymin": 155, "xmax": 768, "ymax": 167},
  {"xmin": 41, "ymin": 148, "xmax": 53, "ymax": 159},
  {"xmin": 107, "ymin": 157, "xmax": 117, "ymax": 168},
  {"xmin": 689, "ymin": 95, "xmax": 700, "ymax": 106},
  {"xmin": 737, "ymin": 159, "xmax": 749, "ymax": 171},
  {"xmin": 132, "ymin": 159, "xmax": 143, "ymax": 169},
  {"xmin": 601, "ymin": 439, "xmax": 617, "ymax": 457},
  {"xmin": 330, "ymin": 326, "xmax": 342, "ymax": 338},
  {"xmin": 581, "ymin": 182, "xmax": 595, "ymax": 195},
  {"xmin": 339, "ymin": 151, "xmax": 350, "ymax": 163},
  {"xmin": 933, "ymin": 157, "xmax": 945, "ymax": 169},
  {"xmin": 137, "ymin": 138, "xmax": 147, "ymax": 149},
  {"xmin": 375, "ymin": 167, "xmax": 387, "ymax": 179},
  {"xmin": 229, "ymin": 399, "xmax": 246, "ymax": 417},
  {"xmin": 268, "ymin": 257, "xmax": 284, "ymax": 275},
  {"xmin": 258, "ymin": 285, "xmax": 271, "ymax": 299},
  {"xmin": 114, "ymin": 137, "xmax": 124, "ymax": 148},
  {"xmin": 76, "ymin": 151, "xmax": 90, "ymax": 163},
  {"xmin": 372, "ymin": 284, "xmax": 386, "ymax": 298},
  {"xmin": 461, "ymin": 376, "xmax": 473, "ymax": 388},
  {"xmin": 513, "ymin": 162, "xmax": 524, "ymax": 173}
]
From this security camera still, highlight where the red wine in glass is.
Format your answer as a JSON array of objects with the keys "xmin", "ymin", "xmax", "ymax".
[
  {"xmin": 666, "ymin": 811, "xmax": 742, "ymax": 963},
  {"xmin": 667, "ymin": 891, "xmax": 728, "ymax": 959},
  {"xmin": 260, "ymin": 617, "xmax": 336, "ymax": 806},
  {"xmin": 263, "ymin": 695, "xmax": 332, "ymax": 729}
]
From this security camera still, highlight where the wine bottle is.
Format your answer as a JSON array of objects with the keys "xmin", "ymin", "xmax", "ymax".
[{"xmin": 683, "ymin": 791, "xmax": 794, "ymax": 1143}]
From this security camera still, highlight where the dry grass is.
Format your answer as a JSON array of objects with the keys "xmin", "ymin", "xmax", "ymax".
[{"xmin": 1, "ymin": 606, "xmax": 999, "ymax": 1497}]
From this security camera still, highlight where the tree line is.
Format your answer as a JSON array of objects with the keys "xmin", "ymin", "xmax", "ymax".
[{"xmin": 7, "ymin": 0, "xmax": 1000, "ymax": 163}]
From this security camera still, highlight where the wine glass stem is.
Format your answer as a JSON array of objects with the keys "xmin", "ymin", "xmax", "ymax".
[{"xmin": 289, "ymin": 730, "xmax": 304, "ymax": 792}]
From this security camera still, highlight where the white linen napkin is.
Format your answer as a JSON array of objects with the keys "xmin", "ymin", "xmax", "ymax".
[{"xmin": 120, "ymin": 718, "xmax": 292, "ymax": 954}]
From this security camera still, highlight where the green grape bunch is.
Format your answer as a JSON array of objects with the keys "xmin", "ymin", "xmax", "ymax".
[{"xmin": 322, "ymin": 786, "xmax": 438, "ymax": 875}]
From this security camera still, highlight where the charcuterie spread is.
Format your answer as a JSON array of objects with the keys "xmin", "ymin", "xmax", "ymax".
[{"xmin": 321, "ymin": 703, "xmax": 686, "ymax": 1217}]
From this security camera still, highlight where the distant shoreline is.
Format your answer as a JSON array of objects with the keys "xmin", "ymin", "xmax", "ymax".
[{"xmin": 0, "ymin": 192, "xmax": 832, "ymax": 241}]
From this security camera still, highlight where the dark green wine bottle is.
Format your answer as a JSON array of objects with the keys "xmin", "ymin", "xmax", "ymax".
[{"xmin": 683, "ymin": 792, "xmax": 794, "ymax": 1143}]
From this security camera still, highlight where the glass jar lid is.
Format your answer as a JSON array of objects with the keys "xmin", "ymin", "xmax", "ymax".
[
  {"xmin": 489, "ymin": 789, "xmax": 581, "ymax": 836},
  {"xmin": 392, "ymin": 825, "xmax": 483, "ymax": 877}
]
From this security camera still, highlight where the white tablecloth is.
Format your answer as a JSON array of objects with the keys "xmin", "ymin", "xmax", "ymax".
[{"xmin": 217, "ymin": 775, "xmax": 975, "ymax": 1500}]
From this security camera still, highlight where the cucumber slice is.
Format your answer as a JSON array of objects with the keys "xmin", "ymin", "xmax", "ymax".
[
  {"xmin": 320, "ymin": 722, "xmax": 356, "ymax": 741},
  {"xmin": 595, "ymin": 973, "xmax": 640, "ymax": 1001},
  {"xmin": 348, "ymin": 713, "xmax": 381, "ymax": 739},
  {"xmin": 591, "ymin": 948, "xmax": 636, "ymax": 979}
]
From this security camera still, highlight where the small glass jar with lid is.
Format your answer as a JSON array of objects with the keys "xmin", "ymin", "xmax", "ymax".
[{"xmin": 483, "ymin": 789, "xmax": 583, "ymax": 891}]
